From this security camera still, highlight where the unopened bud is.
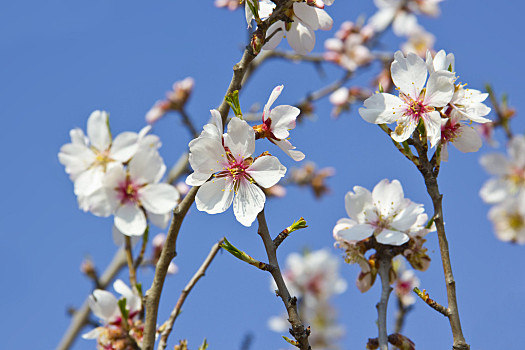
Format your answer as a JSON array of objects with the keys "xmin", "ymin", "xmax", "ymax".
[
  {"xmin": 388, "ymin": 333, "xmax": 415, "ymax": 350},
  {"xmin": 251, "ymin": 31, "xmax": 264, "ymax": 55}
]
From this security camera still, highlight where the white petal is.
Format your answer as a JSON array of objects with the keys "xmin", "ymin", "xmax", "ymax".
[
  {"xmin": 359, "ymin": 93, "xmax": 405, "ymax": 124},
  {"xmin": 70, "ymin": 128, "xmax": 88, "ymax": 146},
  {"xmin": 188, "ymin": 137, "xmax": 227, "ymax": 177},
  {"xmin": 376, "ymin": 229, "xmax": 409, "ymax": 245},
  {"xmin": 345, "ymin": 186, "xmax": 373, "ymax": 221},
  {"xmin": 85, "ymin": 187, "xmax": 119, "ymax": 217},
  {"xmin": 88, "ymin": 289, "xmax": 119, "ymax": 323},
  {"xmin": 372, "ymin": 179, "xmax": 404, "ymax": 217},
  {"xmin": 139, "ymin": 183, "xmax": 180, "ymax": 214},
  {"xmin": 114, "ymin": 279, "xmax": 141, "ymax": 312},
  {"xmin": 58, "ymin": 143, "xmax": 95, "ymax": 178},
  {"xmin": 233, "ymin": 181, "xmax": 266, "ymax": 227},
  {"xmin": 287, "ymin": 20, "xmax": 316, "ymax": 55},
  {"xmin": 263, "ymin": 22, "xmax": 285, "ymax": 51},
  {"xmin": 391, "ymin": 117, "xmax": 418, "ymax": 143},
  {"xmin": 314, "ymin": 8, "xmax": 333, "ymax": 30},
  {"xmin": 248, "ymin": 155, "xmax": 286, "ymax": 188},
  {"xmin": 509, "ymin": 135, "xmax": 525, "ymax": 168},
  {"xmin": 186, "ymin": 171, "xmax": 212, "ymax": 187},
  {"xmin": 112, "ymin": 226, "xmax": 141, "ymax": 246},
  {"xmin": 273, "ymin": 139, "xmax": 305, "ymax": 161},
  {"xmin": 110, "ymin": 132, "xmax": 139, "ymax": 162},
  {"xmin": 147, "ymin": 212, "xmax": 171, "ymax": 229},
  {"xmin": 479, "ymin": 178, "xmax": 510, "ymax": 203},
  {"xmin": 82, "ymin": 328, "xmax": 102, "ymax": 339},
  {"xmin": 333, "ymin": 218, "xmax": 357, "ymax": 238},
  {"xmin": 391, "ymin": 201, "xmax": 424, "ymax": 231},
  {"xmin": 263, "ymin": 85, "xmax": 284, "ymax": 119},
  {"xmin": 129, "ymin": 148, "xmax": 166, "ymax": 185},
  {"xmin": 392, "ymin": 11, "xmax": 418, "ymax": 36},
  {"xmin": 391, "ymin": 51, "xmax": 427, "ymax": 98},
  {"xmin": 453, "ymin": 126, "xmax": 482, "ymax": 153},
  {"xmin": 87, "ymin": 110, "xmax": 111, "ymax": 151},
  {"xmin": 224, "ymin": 118, "xmax": 255, "ymax": 160},
  {"xmin": 74, "ymin": 167, "xmax": 105, "ymax": 197},
  {"xmin": 479, "ymin": 153, "xmax": 510, "ymax": 176},
  {"xmin": 337, "ymin": 223, "xmax": 375, "ymax": 242},
  {"xmin": 114, "ymin": 203, "xmax": 147, "ymax": 236},
  {"xmin": 293, "ymin": 3, "xmax": 320, "ymax": 30},
  {"xmin": 424, "ymin": 71, "xmax": 455, "ymax": 108},
  {"xmin": 245, "ymin": 0, "xmax": 254, "ymax": 27},
  {"xmin": 269, "ymin": 105, "xmax": 300, "ymax": 139},
  {"xmin": 423, "ymin": 110, "xmax": 442, "ymax": 147},
  {"xmin": 195, "ymin": 177, "xmax": 235, "ymax": 214},
  {"xmin": 369, "ymin": 8, "xmax": 396, "ymax": 32},
  {"xmin": 441, "ymin": 142, "xmax": 449, "ymax": 162}
]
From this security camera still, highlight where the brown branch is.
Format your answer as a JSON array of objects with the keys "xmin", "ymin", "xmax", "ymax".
[
  {"xmin": 257, "ymin": 210, "xmax": 311, "ymax": 350},
  {"xmin": 157, "ymin": 239, "xmax": 224, "ymax": 350},
  {"xmin": 412, "ymin": 134, "xmax": 469, "ymax": 350},
  {"xmin": 56, "ymin": 248, "xmax": 127, "ymax": 350},
  {"xmin": 125, "ymin": 236, "xmax": 137, "ymax": 287},
  {"xmin": 376, "ymin": 253, "xmax": 392, "ymax": 350},
  {"xmin": 133, "ymin": 228, "xmax": 149, "ymax": 270}
]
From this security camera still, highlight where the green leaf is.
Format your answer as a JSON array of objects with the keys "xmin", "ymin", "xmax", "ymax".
[
  {"xmin": 225, "ymin": 90, "xmax": 243, "ymax": 119},
  {"xmin": 118, "ymin": 298, "xmax": 129, "ymax": 321}
]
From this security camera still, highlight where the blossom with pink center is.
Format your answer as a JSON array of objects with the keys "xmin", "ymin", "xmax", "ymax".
[
  {"xmin": 254, "ymin": 85, "xmax": 304, "ymax": 161},
  {"xmin": 58, "ymin": 110, "xmax": 142, "ymax": 201},
  {"xmin": 394, "ymin": 263, "xmax": 420, "ymax": 307},
  {"xmin": 480, "ymin": 135, "xmax": 525, "ymax": 203},
  {"xmin": 439, "ymin": 115, "xmax": 482, "ymax": 161},
  {"xmin": 87, "ymin": 147, "xmax": 180, "ymax": 236},
  {"xmin": 333, "ymin": 179, "xmax": 430, "ymax": 246},
  {"xmin": 186, "ymin": 116, "xmax": 286, "ymax": 227},
  {"xmin": 359, "ymin": 51, "xmax": 455, "ymax": 147}
]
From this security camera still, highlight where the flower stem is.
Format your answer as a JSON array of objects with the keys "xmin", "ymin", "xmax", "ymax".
[
  {"xmin": 376, "ymin": 253, "xmax": 392, "ymax": 350},
  {"xmin": 125, "ymin": 235, "xmax": 137, "ymax": 288}
]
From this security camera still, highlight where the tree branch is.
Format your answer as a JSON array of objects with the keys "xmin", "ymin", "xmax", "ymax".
[
  {"xmin": 376, "ymin": 253, "xmax": 392, "ymax": 350},
  {"xmin": 56, "ymin": 248, "xmax": 127, "ymax": 350},
  {"xmin": 157, "ymin": 239, "xmax": 224, "ymax": 350},
  {"xmin": 257, "ymin": 210, "xmax": 311, "ymax": 350}
]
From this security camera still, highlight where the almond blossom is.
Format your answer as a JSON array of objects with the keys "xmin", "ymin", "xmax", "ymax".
[
  {"xmin": 253, "ymin": 85, "xmax": 305, "ymax": 161},
  {"xmin": 333, "ymin": 179, "xmax": 429, "ymax": 246},
  {"xmin": 359, "ymin": 51, "xmax": 455, "ymax": 147},
  {"xmin": 480, "ymin": 135, "xmax": 525, "ymax": 203},
  {"xmin": 440, "ymin": 115, "xmax": 482, "ymax": 162},
  {"xmin": 87, "ymin": 147, "xmax": 180, "ymax": 236},
  {"xmin": 488, "ymin": 194, "xmax": 525, "ymax": 244},
  {"xmin": 394, "ymin": 262, "xmax": 420, "ymax": 307},
  {"xmin": 58, "ymin": 110, "xmax": 141, "ymax": 201},
  {"xmin": 83, "ymin": 279, "xmax": 143, "ymax": 349},
  {"xmin": 186, "ymin": 116, "xmax": 286, "ymax": 226},
  {"xmin": 256, "ymin": 1, "xmax": 334, "ymax": 55}
]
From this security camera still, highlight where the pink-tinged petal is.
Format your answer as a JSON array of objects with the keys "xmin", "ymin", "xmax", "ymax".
[
  {"xmin": 273, "ymin": 139, "xmax": 305, "ymax": 161},
  {"xmin": 112, "ymin": 226, "xmax": 141, "ymax": 246},
  {"xmin": 195, "ymin": 177, "xmax": 234, "ymax": 214},
  {"xmin": 263, "ymin": 85, "xmax": 284, "ymax": 119},
  {"xmin": 333, "ymin": 218, "xmax": 357, "ymax": 238},
  {"xmin": 269, "ymin": 105, "xmax": 300, "ymax": 139},
  {"xmin": 287, "ymin": 20, "xmax": 315, "ymax": 55},
  {"xmin": 74, "ymin": 167, "xmax": 105, "ymax": 197},
  {"xmin": 110, "ymin": 132, "xmax": 139, "ymax": 162},
  {"xmin": 293, "ymin": 3, "xmax": 320, "ymax": 30},
  {"xmin": 58, "ymin": 143, "xmax": 95, "ymax": 178},
  {"xmin": 336, "ymin": 223, "xmax": 375, "ymax": 242},
  {"xmin": 248, "ymin": 155, "xmax": 286, "ymax": 188},
  {"xmin": 453, "ymin": 126, "xmax": 482, "ymax": 153},
  {"xmin": 188, "ymin": 137, "xmax": 228, "ymax": 176},
  {"xmin": 372, "ymin": 179, "xmax": 404, "ymax": 217},
  {"xmin": 129, "ymin": 148, "xmax": 166, "ymax": 185},
  {"xmin": 345, "ymin": 186, "xmax": 373, "ymax": 221},
  {"xmin": 423, "ymin": 71, "xmax": 455, "ymax": 107},
  {"xmin": 114, "ymin": 203, "xmax": 147, "ymax": 236},
  {"xmin": 147, "ymin": 212, "xmax": 171, "ymax": 229},
  {"xmin": 263, "ymin": 22, "xmax": 285, "ymax": 51},
  {"xmin": 509, "ymin": 135, "xmax": 525, "ymax": 168},
  {"xmin": 423, "ymin": 110, "xmax": 442, "ymax": 147},
  {"xmin": 479, "ymin": 153, "xmax": 510, "ymax": 175},
  {"xmin": 391, "ymin": 51, "xmax": 427, "ymax": 98},
  {"xmin": 139, "ymin": 183, "xmax": 179, "ymax": 214},
  {"xmin": 479, "ymin": 178, "xmax": 510, "ymax": 203},
  {"xmin": 359, "ymin": 93, "xmax": 405, "ymax": 124},
  {"xmin": 369, "ymin": 7, "xmax": 396, "ymax": 32},
  {"xmin": 224, "ymin": 118, "xmax": 255, "ymax": 160},
  {"xmin": 233, "ymin": 181, "xmax": 266, "ymax": 227},
  {"xmin": 87, "ymin": 110, "xmax": 111, "ymax": 151},
  {"xmin": 88, "ymin": 289, "xmax": 119, "ymax": 323},
  {"xmin": 391, "ymin": 117, "xmax": 418, "ymax": 143},
  {"xmin": 376, "ymin": 229, "xmax": 409, "ymax": 246}
]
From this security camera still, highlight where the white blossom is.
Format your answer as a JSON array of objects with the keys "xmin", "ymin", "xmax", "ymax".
[
  {"xmin": 440, "ymin": 115, "xmax": 482, "ymax": 162},
  {"xmin": 333, "ymin": 179, "xmax": 429, "ymax": 246},
  {"xmin": 186, "ymin": 115, "xmax": 286, "ymax": 226},
  {"xmin": 395, "ymin": 268, "xmax": 420, "ymax": 307},
  {"xmin": 359, "ymin": 51, "xmax": 455, "ymax": 147},
  {"xmin": 488, "ymin": 194, "xmax": 525, "ymax": 244}
]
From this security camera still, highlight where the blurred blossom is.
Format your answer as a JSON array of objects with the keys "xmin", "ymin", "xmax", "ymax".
[
  {"xmin": 82, "ymin": 280, "xmax": 143, "ymax": 349},
  {"xmin": 488, "ymin": 194, "xmax": 525, "ymax": 244},
  {"xmin": 324, "ymin": 21, "xmax": 374, "ymax": 72},
  {"xmin": 262, "ymin": 184, "xmax": 287, "ymax": 198},
  {"xmin": 369, "ymin": 0, "xmax": 443, "ymax": 37},
  {"xmin": 145, "ymin": 77, "xmax": 195, "ymax": 124},
  {"xmin": 175, "ymin": 181, "xmax": 191, "ymax": 196},
  {"xmin": 215, "ymin": 0, "xmax": 243, "ymax": 10},
  {"xmin": 152, "ymin": 233, "xmax": 179, "ymax": 274},
  {"xmin": 476, "ymin": 122, "xmax": 498, "ymax": 147},
  {"xmin": 290, "ymin": 162, "xmax": 335, "ymax": 198},
  {"xmin": 401, "ymin": 27, "xmax": 435, "ymax": 57},
  {"xmin": 393, "ymin": 262, "xmax": 420, "ymax": 307},
  {"xmin": 329, "ymin": 86, "xmax": 372, "ymax": 118},
  {"xmin": 480, "ymin": 135, "xmax": 525, "ymax": 203}
]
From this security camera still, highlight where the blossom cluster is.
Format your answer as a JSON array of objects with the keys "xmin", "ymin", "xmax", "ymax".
[
  {"xmin": 333, "ymin": 179, "xmax": 433, "ymax": 292},
  {"xmin": 480, "ymin": 135, "xmax": 525, "ymax": 243},
  {"xmin": 359, "ymin": 50, "xmax": 491, "ymax": 161},
  {"xmin": 268, "ymin": 249, "xmax": 346, "ymax": 349},
  {"xmin": 58, "ymin": 111, "xmax": 179, "ymax": 239},
  {"xmin": 186, "ymin": 85, "xmax": 302, "ymax": 226}
]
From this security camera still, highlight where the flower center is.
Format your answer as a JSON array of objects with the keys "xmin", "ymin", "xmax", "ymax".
[
  {"xmin": 507, "ymin": 212, "xmax": 525, "ymax": 231},
  {"xmin": 441, "ymin": 120, "xmax": 461, "ymax": 142},
  {"xmin": 215, "ymin": 152, "xmax": 254, "ymax": 191},
  {"xmin": 117, "ymin": 177, "xmax": 140, "ymax": 204},
  {"xmin": 93, "ymin": 148, "xmax": 113, "ymax": 170}
]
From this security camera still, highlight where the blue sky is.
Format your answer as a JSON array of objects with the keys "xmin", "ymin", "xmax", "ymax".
[{"xmin": 1, "ymin": 1, "xmax": 524, "ymax": 349}]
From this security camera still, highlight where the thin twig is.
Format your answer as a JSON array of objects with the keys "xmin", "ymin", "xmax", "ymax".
[
  {"xmin": 412, "ymin": 135, "xmax": 469, "ymax": 350},
  {"xmin": 393, "ymin": 297, "xmax": 412, "ymax": 334},
  {"xmin": 179, "ymin": 108, "xmax": 199, "ymax": 139},
  {"xmin": 413, "ymin": 287, "xmax": 451, "ymax": 317},
  {"xmin": 157, "ymin": 239, "xmax": 224, "ymax": 350},
  {"xmin": 134, "ymin": 228, "xmax": 149, "ymax": 270},
  {"xmin": 257, "ymin": 210, "xmax": 311, "ymax": 350},
  {"xmin": 167, "ymin": 152, "xmax": 190, "ymax": 185},
  {"xmin": 56, "ymin": 249, "xmax": 127, "ymax": 350},
  {"xmin": 376, "ymin": 253, "xmax": 392, "ymax": 350},
  {"xmin": 125, "ymin": 236, "xmax": 137, "ymax": 287}
]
